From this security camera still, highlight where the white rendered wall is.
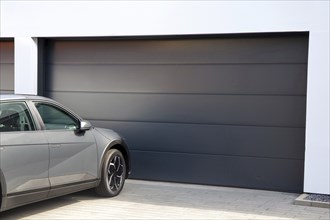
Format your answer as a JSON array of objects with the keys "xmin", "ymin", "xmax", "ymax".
[{"xmin": 1, "ymin": 1, "xmax": 329, "ymax": 194}]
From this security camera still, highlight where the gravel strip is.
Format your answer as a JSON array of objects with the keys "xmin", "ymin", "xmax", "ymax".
[{"xmin": 305, "ymin": 194, "xmax": 330, "ymax": 203}]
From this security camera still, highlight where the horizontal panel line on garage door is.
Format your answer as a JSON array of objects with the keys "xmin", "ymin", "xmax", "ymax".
[
  {"xmin": 90, "ymin": 119, "xmax": 305, "ymax": 159},
  {"xmin": 46, "ymin": 63, "xmax": 307, "ymax": 95},
  {"xmin": 130, "ymin": 150, "xmax": 304, "ymax": 192},
  {"xmin": 46, "ymin": 62, "xmax": 307, "ymax": 65},
  {"xmin": 91, "ymin": 120, "xmax": 305, "ymax": 159},
  {"xmin": 45, "ymin": 90, "xmax": 306, "ymax": 97},
  {"xmin": 48, "ymin": 91, "xmax": 305, "ymax": 127},
  {"xmin": 0, "ymin": 90, "xmax": 14, "ymax": 93},
  {"xmin": 89, "ymin": 119, "xmax": 305, "ymax": 129},
  {"xmin": 130, "ymin": 150, "xmax": 304, "ymax": 162}
]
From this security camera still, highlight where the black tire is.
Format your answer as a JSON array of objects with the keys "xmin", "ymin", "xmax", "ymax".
[{"xmin": 95, "ymin": 149, "xmax": 126, "ymax": 197}]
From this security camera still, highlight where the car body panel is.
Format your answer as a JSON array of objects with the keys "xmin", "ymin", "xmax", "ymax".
[
  {"xmin": 0, "ymin": 94, "xmax": 131, "ymax": 212},
  {"xmin": 0, "ymin": 132, "xmax": 50, "ymax": 195},
  {"xmin": 45, "ymin": 129, "xmax": 98, "ymax": 187},
  {"xmin": 92, "ymin": 128, "xmax": 131, "ymax": 178}
]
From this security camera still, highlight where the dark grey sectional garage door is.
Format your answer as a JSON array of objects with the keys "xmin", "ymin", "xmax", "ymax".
[
  {"xmin": 0, "ymin": 40, "xmax": 14, "ymax": 93},
  {"xmin": 44, "ymin": 33, "xmax": 308, "ymax": 192}
]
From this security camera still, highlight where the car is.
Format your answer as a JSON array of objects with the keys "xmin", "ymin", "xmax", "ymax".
[{"xmin": 0, "ymin": 94, "xmax": 131, "ymax": 212}]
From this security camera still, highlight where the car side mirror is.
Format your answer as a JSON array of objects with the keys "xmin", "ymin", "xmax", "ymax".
[{"xmin": 79, "ymin": 120, "xmax": 92, "ymax": 131}]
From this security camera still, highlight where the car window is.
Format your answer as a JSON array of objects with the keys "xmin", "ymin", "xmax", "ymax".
[
  {"xmin": 0, "ymin": 102, "xmax": 36, "ymax": 132},
  {"xmin": 34, "ymin": 102, "xmax": 79, "ymax": 130}
]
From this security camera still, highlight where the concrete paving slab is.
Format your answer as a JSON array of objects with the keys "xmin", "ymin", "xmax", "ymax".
[{"xmin": 0, "ymin": 179, "xmax": 329, "ymax": 219}]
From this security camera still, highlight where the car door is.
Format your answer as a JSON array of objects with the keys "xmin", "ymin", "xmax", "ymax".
[
  {"xmin": 0, "ymin": 101, "xmax": 49, "ymax": 208},
  {"xmin": 32, "ymin": 102, "xmax": 98, "ymax": 194}
]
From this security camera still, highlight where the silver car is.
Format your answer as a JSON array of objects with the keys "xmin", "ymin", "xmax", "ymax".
[{"xmin": 0, "ymin": 94, "xmax": 131, "ymax": 212}]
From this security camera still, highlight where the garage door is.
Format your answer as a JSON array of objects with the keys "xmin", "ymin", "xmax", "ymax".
[
  {"xmin": 0, "ymin": 40, "xmax": 14, "ymax": 93},
  {"xmin": 44, "ymin": 33, "xmax": 308, "ymax": 192}
]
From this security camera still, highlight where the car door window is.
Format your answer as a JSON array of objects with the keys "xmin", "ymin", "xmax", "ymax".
[
  {"xmin": 34, "ymin": 103, "xmax": 79, "ymax": 130},
  {"xmin": 0, "ymin": 102, "xmax": 36, "ymax": 132}
]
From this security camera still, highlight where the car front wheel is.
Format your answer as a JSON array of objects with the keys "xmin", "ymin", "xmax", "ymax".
[{"xmin": 96, "ymin": 149, "xmax": 126, "ymax": 197}]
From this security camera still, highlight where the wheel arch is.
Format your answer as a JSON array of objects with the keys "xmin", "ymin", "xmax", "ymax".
[{"xmin": 98, "ymin": 140, "xmax": 131, "ymax": 179}]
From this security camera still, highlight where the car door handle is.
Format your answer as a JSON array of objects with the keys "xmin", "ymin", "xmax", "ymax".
[{"xmin": 50, "ymin": 144, "xmax": 61, "ymax": 148}]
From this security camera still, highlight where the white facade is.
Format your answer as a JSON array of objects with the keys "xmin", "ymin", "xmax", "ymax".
[{"xmin": 1, "ymin": 1, "xmax": 329, "ymax": 194}]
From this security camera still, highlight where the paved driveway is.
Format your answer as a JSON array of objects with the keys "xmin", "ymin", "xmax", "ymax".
[{"xmin": 1, "ymin": 180, "xmax": 329, "ymax": 219}]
